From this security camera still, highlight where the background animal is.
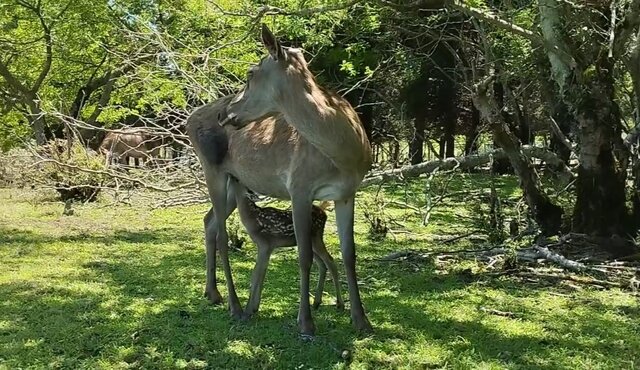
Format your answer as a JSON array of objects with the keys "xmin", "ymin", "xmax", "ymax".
[{"xmin": 99, "ymin": 129, "xmax": 162, "ymax": 167}]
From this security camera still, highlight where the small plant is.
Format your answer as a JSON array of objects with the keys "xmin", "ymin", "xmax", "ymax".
[
  {"xmin": 363, "ymin": 198, "xmax": 388, "ymax": 240},
  {"xmin": 226, "ymin": 213, "xmax": 246, "ymax": 250},
  {"xmin": 488, "ymin": 184, "xmax": 506, "ymax": 243}
]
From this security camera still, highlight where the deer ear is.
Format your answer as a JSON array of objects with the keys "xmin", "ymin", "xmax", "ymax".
[{"xmin": 261, "ymin": 23, "xmax": 285, "ymax": 61}]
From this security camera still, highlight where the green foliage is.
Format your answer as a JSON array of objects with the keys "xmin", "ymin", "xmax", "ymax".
[
  {"xmin": 35, "ymin": 140, "xmax": 108, "ymax": 202},
  {"xmin": 0, "ymin": 111, "xmax": 31, "ymax": 151}
]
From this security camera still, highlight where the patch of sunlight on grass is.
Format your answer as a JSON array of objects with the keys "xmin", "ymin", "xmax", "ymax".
[{"xmin": 2, "ymin": 182, "xmax": 640, "ymax": 369}]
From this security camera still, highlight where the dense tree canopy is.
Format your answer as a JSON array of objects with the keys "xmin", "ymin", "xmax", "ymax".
[{"xmin": 2, "ymin": 0, "xmax": 640, "ymax": 245}]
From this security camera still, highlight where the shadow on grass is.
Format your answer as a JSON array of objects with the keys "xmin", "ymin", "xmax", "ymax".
[
  {"xmin": 1, "ymin": 222, "xmax": 638, "ymax": 368},
  {"xmin": 0, "ymin": 225, "xmax": 196, "ymax": 250}
]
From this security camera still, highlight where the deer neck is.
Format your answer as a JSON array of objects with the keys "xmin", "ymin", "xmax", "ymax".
[
  {"xmin": 233, "ymin": 190, "xmax": 259, "ymax": 226},
  {"xmin": 276, "ymin": 77, "xmax": 371, "ymax": 174}
]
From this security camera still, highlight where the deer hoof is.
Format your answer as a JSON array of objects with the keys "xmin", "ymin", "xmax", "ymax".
[{"xmin": 204, "ymin": 289, "xmax": 223, "ymax": 305}]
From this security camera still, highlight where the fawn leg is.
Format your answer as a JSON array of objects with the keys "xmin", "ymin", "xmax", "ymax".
[{"xmin": 245, "ymin": 242, "xmax": 274, "ymax": 316}]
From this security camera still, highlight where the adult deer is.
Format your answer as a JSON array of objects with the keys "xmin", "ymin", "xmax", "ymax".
[
  {"xmin": 186, "ymin": 24, "xmax": 372, "ymax": 335},
  {"xmin": 99, "ymin": 129, "xmax": 161, "ymax": 167}
]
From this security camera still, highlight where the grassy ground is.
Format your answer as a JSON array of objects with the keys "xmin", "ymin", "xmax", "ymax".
[{"xmin": 1, "ymin": 174, "xmax": 639, "ymax": 369}]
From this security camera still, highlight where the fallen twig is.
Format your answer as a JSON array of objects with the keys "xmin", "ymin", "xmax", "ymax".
[
  {"xmin": 479, "ymin": 306, "xmax": 517, "ymax": 318},
  {"xmin": 514, "ymin": 271, "xmax": 622, "ymax": 288},
  {"xmin": 442, "ymin": 231, "xmax": 478, "ymax": 244}
]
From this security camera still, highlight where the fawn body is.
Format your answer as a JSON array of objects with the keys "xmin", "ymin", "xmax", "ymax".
[{"xmin": 228, "ymin": 177, "xmax": 344, "ymax": 316}]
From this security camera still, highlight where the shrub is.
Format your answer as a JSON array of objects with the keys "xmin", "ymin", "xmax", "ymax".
[{"xmin": 36, "ymin": 140, "xmax": 108, "ymax": 202}]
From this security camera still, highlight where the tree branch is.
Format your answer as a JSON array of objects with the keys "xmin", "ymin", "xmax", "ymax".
[
  {"xmin": 613, "ymin": 0, "xmax": 640, "ymax": 57},
  {"xmin": 0, "ymin": 60, "xmax": 33, "ymax": 98},
  {"xmin": 30, "ymin": 2, "xmax": 53, "ymax": 93}
]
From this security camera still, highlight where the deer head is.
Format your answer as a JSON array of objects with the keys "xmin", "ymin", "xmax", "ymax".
[{"xmin": 223, "ymin": 24, "xmax": 308, "ymax": 127}]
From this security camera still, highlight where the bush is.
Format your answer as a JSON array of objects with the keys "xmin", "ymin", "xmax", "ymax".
[
  {"xmin": 0, "ymin": 148, "xmax": 39, "ymax": 188},
  {"xmin": 0, "ymin": 139, "xmax": 109, "ymax": 202},
  {"xmin": 36, "ymin": 139, "xmax": 108, "ymax": 202}
]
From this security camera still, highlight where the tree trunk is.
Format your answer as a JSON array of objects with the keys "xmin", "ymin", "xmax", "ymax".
[
  {"xmin": 572, "ymin": 61, "xmax": 629, "ymax": 235},
  {"xmin": 410, "ymin": 113, "xmax": 427, "ymax": 165},
  {"xmin": 441, "ymin": 110, "xmax": 456, "ymax": 158},
  {"xmin": 474, "ymin": 78, "xmax": 563, "ymax": 235},
  {"xmin": 465, "ymin": 105, "xmax": 480, "ymax": 155},
  {"xmin": 538, "ymin": 0, "xmax": 630, "ymax": 236},
  {"xmin": 491, "ymin": 79, "xmax": 513, "ymax": 174},
  {"xmin": 27, "ymin": 101, "xmax": 47, "ymax": 145},
  {"xmin": 391, "ymin": 140, "xmax": 400, "ymax": 168}
]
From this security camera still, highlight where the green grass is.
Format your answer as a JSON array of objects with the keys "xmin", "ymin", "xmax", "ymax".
[{"xmin": 1, "ymin": 174, "xmax": 639, "ymax": 369}]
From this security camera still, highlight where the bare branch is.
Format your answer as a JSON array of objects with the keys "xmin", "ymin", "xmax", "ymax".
[
  {"xmin": 209, "ymin": 0, "xmax": 366, "ymax": 18},
  {"xmin": 29, "ymin": 2, "xmax": 52, "ymax": 93}
]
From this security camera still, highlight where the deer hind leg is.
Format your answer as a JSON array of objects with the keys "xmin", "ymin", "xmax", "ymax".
[
  {"xmin": 291, "ymin": 196, "xmax": 315, "ymax": 336},
  {"xmin": 335, "ymin": 197, "xmax": 372, "ymax": 334},
  {"xmin": 203, "ymin": 208, "xmax": 223, "ymax": 305},
  {"xmin": 205, "ymin": 172, "xmax": 242, "ymax": 318},
  {"xmin": 244, "ymin": 241, "xmax": 274, "ymax": 317},
  {"xmin": 312, "ymin": 236, "xmax": 344, "ymax": 310}
]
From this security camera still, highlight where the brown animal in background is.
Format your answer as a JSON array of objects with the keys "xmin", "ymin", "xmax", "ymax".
[
  {"xmin": 99, "ymin": 129, "xmax": 161, "ymax": 167},
  {"xmin": 186, "ymin": 24, "xmax": 372, "ymax": 335},
  {"xmin": 228, "ymin": 176, "xmax": 343, "ymax": 316}
]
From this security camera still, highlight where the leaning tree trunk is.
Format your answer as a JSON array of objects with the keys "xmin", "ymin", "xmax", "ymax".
[{"xmin": 474, "ymin": 77, "xmax": 563, "ymax": 235}]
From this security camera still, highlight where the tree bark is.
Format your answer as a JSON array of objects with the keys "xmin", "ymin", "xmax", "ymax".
[
  {"xmin": 464, "ymin": 105, "xmax": 480, "ymax": 156},
  {"xmin": 474, "ymin": 77, "xmax": 563, "ymax": 235},
  {"xmin": 410, "ymin": 112, "xmax": 427, "ymax": 165},
  {"xmin": 539, "ymin": 0, "xmax": 630, "ymax": 236}
]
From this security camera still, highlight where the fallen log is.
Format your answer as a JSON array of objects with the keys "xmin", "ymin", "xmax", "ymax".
[
  {"xmin": 361, "ymin": 145, "xmax": 574, "ymax": 188},
  {"xmin": 533, "ymin": 244, "xmax": 587, "ymax": 272}
]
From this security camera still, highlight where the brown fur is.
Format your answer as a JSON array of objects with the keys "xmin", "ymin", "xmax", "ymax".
[
  {"xmin": 98, "ymin": 129, "xmax": 161, "ymax": 166},
  {"xmin": 186, "ymin": 24, "xmax": 372, "ymax": 335}
]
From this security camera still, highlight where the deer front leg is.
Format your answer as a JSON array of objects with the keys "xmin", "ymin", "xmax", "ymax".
[
  {"xmin": 291, "ymin": 197, "xmax": 315, "ymax": 336},
  {"xmin": 203, "ymin": 185, "xmax": 237, "ymax": 305},
  {"xmin": 245, "ymin": 242, "xmax": 274, "ymax": 317},
  {"xmin": 335, "ymin": 197, "xmax": 372, "ymax": 334}
]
